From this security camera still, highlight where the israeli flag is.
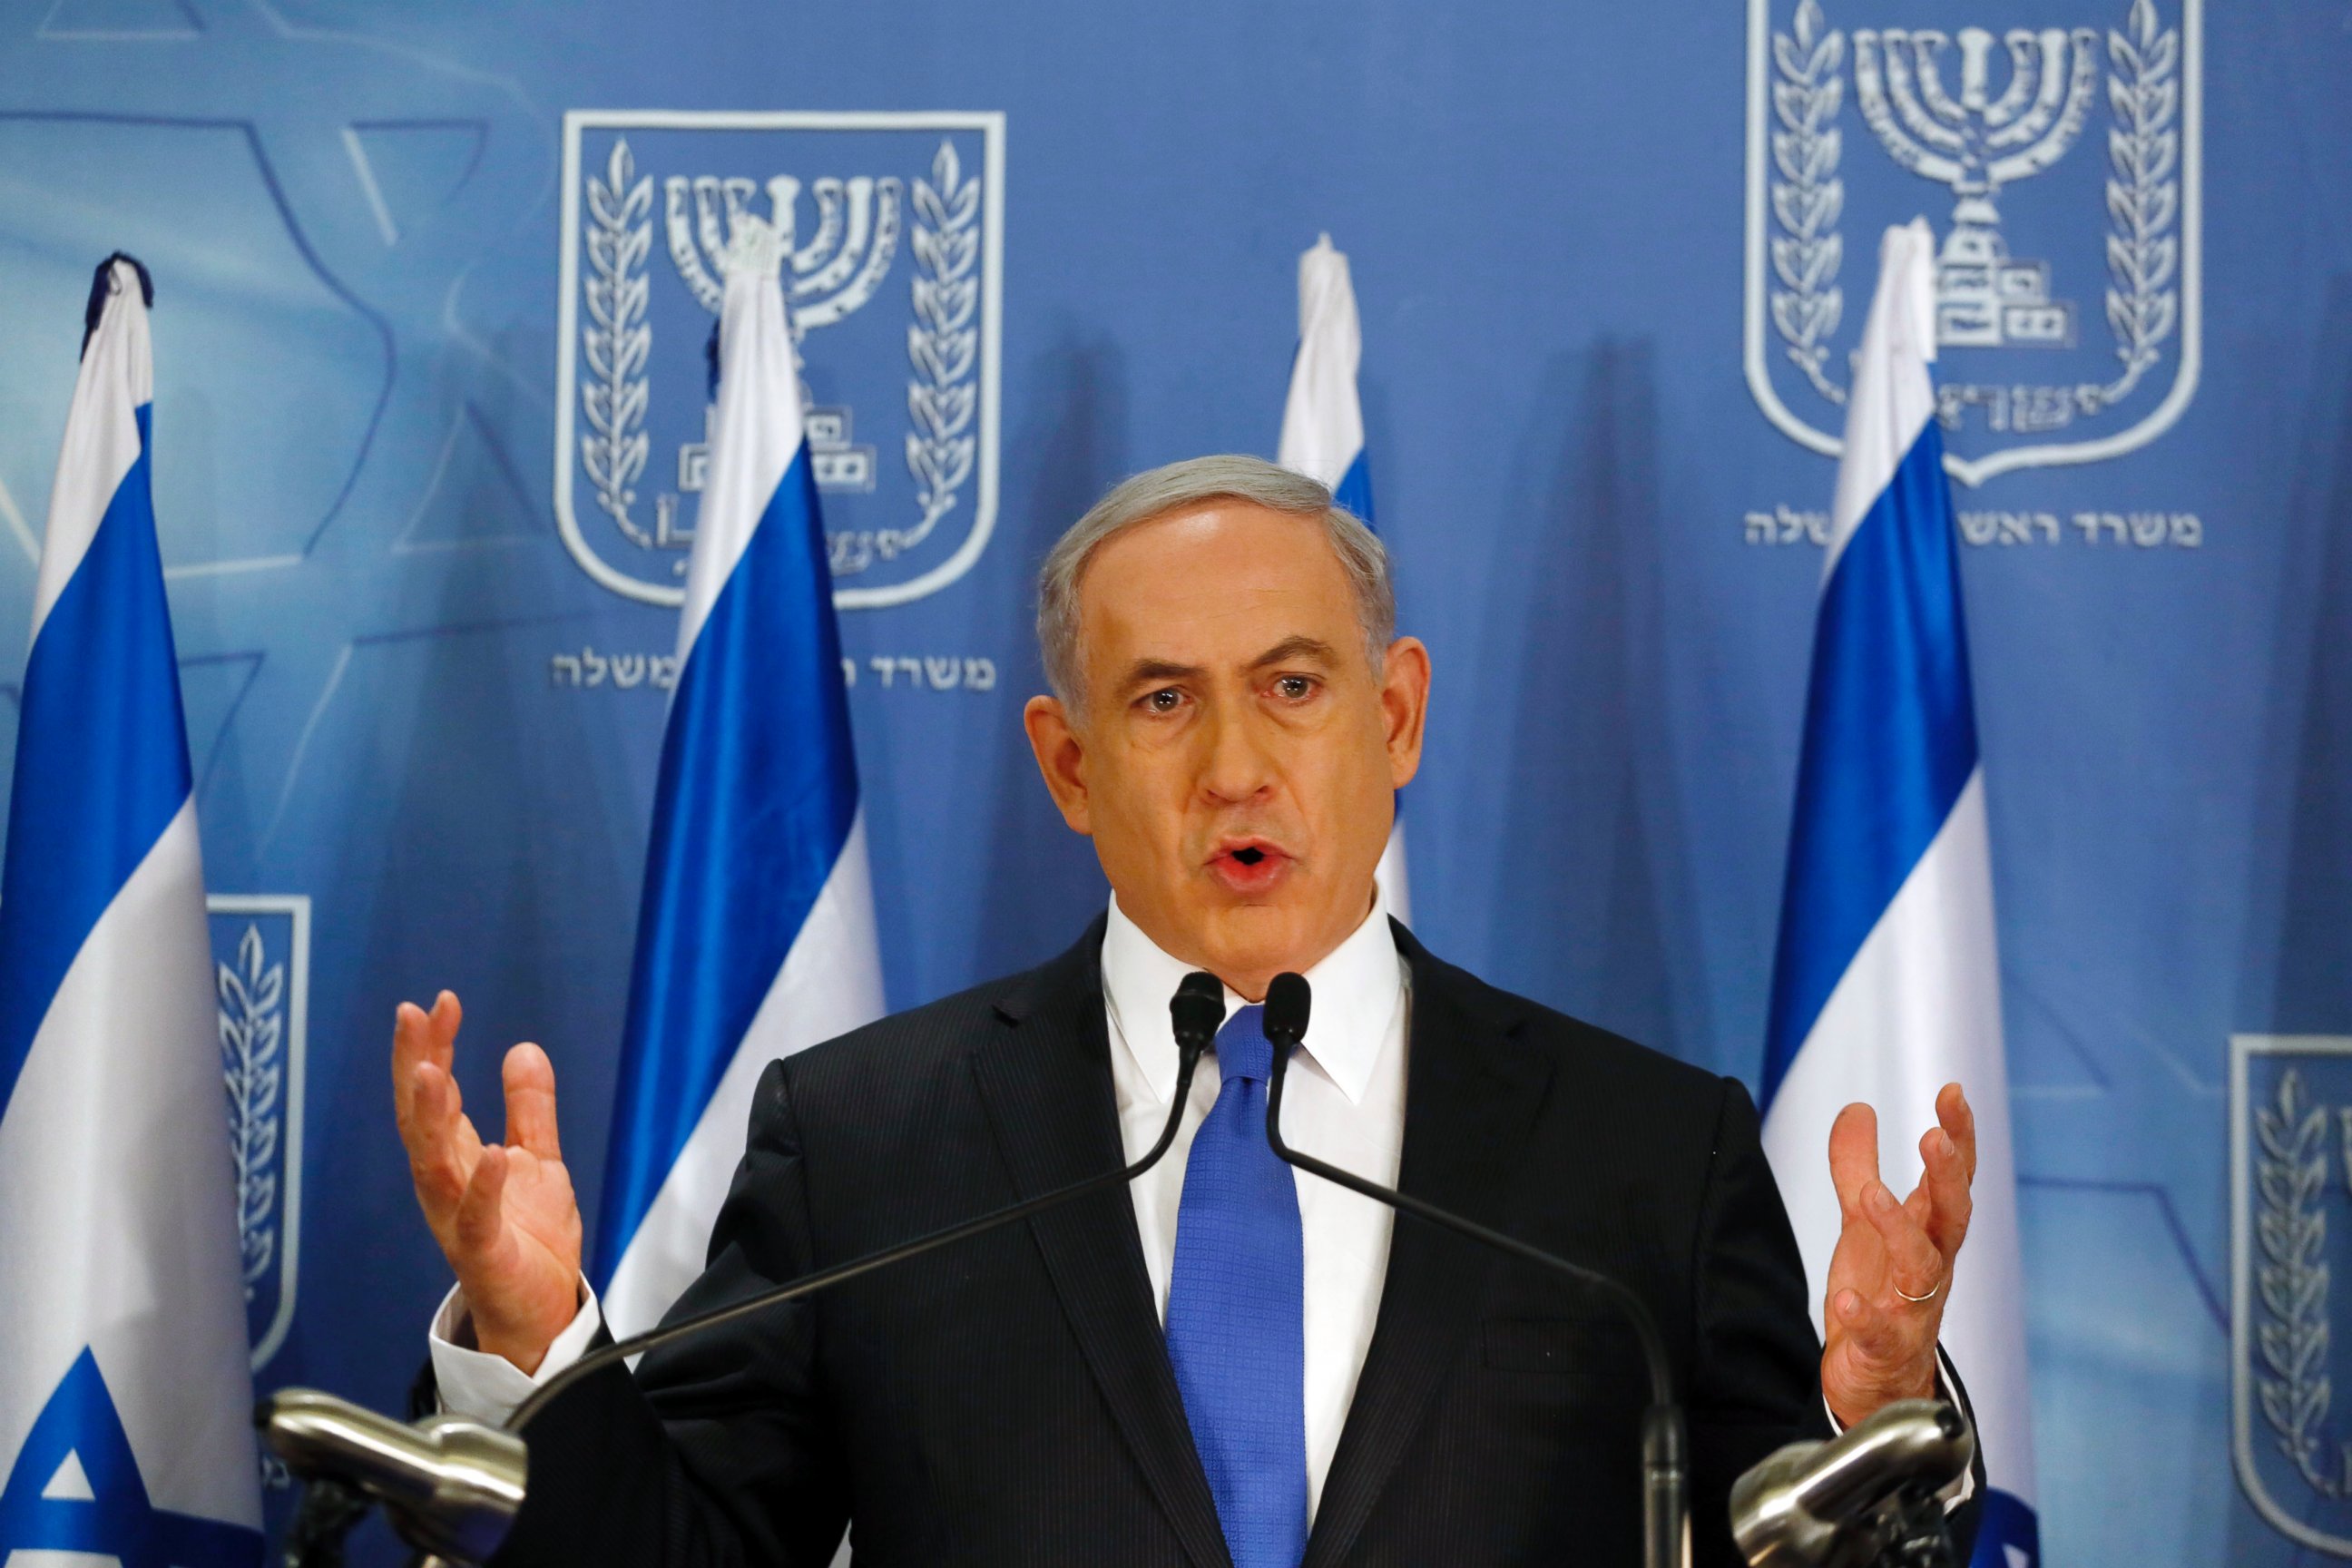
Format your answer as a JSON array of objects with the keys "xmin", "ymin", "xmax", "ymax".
[
  {"xmin": 592, "ymin": 231, "xmax": 887, "ymax": 1336},
  {"xmin": 1759, "ymin": 220, "xmax": 2038, "ymax": 1565},
  {"xmin": 1277, "ymin": 233, "xmax": 1409, "ymax": 922},
  {"xmin": 0, "ymin": 258, "xmax": 261, "ymax": 1564}
]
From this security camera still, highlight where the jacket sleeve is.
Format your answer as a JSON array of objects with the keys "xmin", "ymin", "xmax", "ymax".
[
  {"xmin": 1683, "ymin": 1076, "xmax": 1834, "ymax": 1568},
  {"xmin": 491, "ymin": 1058, "xmax": 848, "ymax": 1568}
]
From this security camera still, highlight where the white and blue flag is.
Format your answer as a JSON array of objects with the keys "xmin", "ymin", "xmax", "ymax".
[
  {"xmin": 0, "ymin": 257, "xmax": 261, "ymax": 1564},
  {"xmin": 1759, "ymin": 220, "xmax": 2037, "ymax": 1565},
  {"xmin": 1278, "ymin": 233, "xmax": 1409, "ymax": 921},
  {"xmin": 592, "ymin": 230, "xmax": 886, "ymax": 1336}
]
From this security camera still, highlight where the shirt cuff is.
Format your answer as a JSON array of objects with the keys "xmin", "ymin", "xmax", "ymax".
[
  {"xmin": 427, "ymin": 1277, "xmax": 603, "ymax": 1426},
  {"xmin": 1820, "ymin": 1345, "xmax": 1978, "ymax": 1510}
]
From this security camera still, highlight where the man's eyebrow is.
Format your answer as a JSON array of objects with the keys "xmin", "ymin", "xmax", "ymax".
[
  {"xmin": 1117, "ymin": 657, "xmax": 1207, "ymax": 693},
  {"xmin": 1247, "ymin": 635, "xmax": 1341, "ymax": 670}
]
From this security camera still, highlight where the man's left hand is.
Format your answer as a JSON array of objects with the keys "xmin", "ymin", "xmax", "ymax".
[{"xmin": 1819, "ymin": 1083, "xmax": 1975, "ymax": 1427}]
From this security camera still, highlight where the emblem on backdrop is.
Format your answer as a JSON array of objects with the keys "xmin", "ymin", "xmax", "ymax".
[
  {"xmin": 555, "ymin": 112, "xmax": 1006, "ymax": 609},
  {"xmin": 2231, "ymin": 1035, "xmax": 2352, "ymax": 1557},
  {"xmin": 1743, "ymin": 0, "xmax": 2200, "ymax": 485},
  {"xmin": 209, "ymin": 894, "xmax": 310, "ymax": 1373}
]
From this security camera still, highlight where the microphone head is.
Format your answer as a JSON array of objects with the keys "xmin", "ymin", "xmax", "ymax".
[
  {"xmin": 1171, "ymin": 972, "xmax": 1224, "ymax": 1052},
  {"xmin": 1263, "ymin": 973, "xmax": 1311, "ymax": 1047}
]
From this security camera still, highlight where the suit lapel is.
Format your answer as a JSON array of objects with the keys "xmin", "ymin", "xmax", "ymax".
[
  {"xmin": 1302, "ymin": 925, "xmax": 1554, "ymax": 1568},
  {"xmin": 967, "ymin": 921, "xmax": 1231, "ymax": 1568}
]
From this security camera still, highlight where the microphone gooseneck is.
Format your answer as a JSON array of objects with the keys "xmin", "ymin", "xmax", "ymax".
[
  {"xmin": 1257, "ymin": 971, "xmax": 1690, "ymax": 1568},
  {"xmin": 505, "ymin": 969, "xmax": 1225, "ymax": 1432}
]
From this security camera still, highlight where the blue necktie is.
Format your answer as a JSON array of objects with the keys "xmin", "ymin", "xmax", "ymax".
[{"xmin": 1163, "ymin": 1004, "xmax": 1309, "ymax": 1568}]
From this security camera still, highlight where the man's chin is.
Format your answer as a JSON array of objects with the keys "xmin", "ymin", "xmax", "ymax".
[{"xmin": 1187, "ymin": 902, "xmax": 1335, "ymax": 988}]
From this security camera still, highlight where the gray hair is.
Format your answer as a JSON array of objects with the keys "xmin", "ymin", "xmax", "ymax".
[{"xmin": 1036, "ymin": 454, "xmax": 1396, "ymax": 710}]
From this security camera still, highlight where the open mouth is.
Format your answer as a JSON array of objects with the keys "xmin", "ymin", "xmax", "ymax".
[{"xmin": 1207, "ymin": 838, "xmax": 1290, "ymax": 894}]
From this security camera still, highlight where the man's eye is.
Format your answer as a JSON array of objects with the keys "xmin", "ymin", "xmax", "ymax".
[
  {"xmin": 1144, "ymin": 689, "xmax": 1183, "ymax": 713},
  {"xmin": 1275, "ymin": 675, "xmax": 1316, "ymax": 701}
]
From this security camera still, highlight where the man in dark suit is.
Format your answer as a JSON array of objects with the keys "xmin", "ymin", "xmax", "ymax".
[{"xmin": 393, "ymin": 456, "xmax": 1985, "ymax": 1565}]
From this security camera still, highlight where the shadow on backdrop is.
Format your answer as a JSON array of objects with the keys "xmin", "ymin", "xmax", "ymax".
[
  {"xmin": 969, "ymin": 328, "xmax": 1128, "ymax": 979},
  {"xmin": 1480, "ymin": 338, "xmax": 1700, "ymax": 1068},
  {"xmin": 2248, "ymin": 277, "xmax": 2352, "ymax": 1033}
]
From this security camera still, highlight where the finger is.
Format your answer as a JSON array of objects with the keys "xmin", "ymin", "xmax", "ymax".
[
  {"xmin": 503, "ymin": 1043, "xmax": 563, "ymax": 1161},
  {"xmin": 1938, "ymin": 1083, "xmax": 1976, "ymax": 1183},
  {"xmin": 1827, "ymin": 1103, "xmax": 1882, "ymax": 1216},
  {"xmin": 454, "ymin": 1143, "xmax": 510, "ymax": 1264},
  {"xmin": 1918, "ymin": 1125, "xmax": 1973, "ymax": 1260},
  {"xmin": 428, "ymin": 990, "xmax": 464, "ymax": 1072},
  {"xmin": 391, "ymin": 1002, "xmax": 430, "ymax": 1134},
  {"xmin": 395, "ymin": 993, "xmax": 463, "ymax": 1115},
  {"xmin": 407, "ymin": 1062, "xmax": 481, "ymax": 1210},
  {"xmin": 1860, "ymin": 1177, "xmax": 1945, "ymax": 1300}
]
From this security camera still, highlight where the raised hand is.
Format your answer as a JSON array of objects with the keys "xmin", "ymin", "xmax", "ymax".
[
  {"xmin": 391, "ymin": 992, "xmax": 583, "ymax": 1372},
  {"xmin": 1818, "ymin": 1083, "xmax": 1975, "ymax": 1428}
]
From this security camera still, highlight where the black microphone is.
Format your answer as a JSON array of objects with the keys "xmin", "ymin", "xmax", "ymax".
[
  {"xmin": 260, "ymin": 971, "xmax": 1231, "ymax": 1567},
  {"xmin": 1727, "ymin": 1397, "xmax": 1973, "ymax": 1567},
  {"xmin": 1257, "ymin": 972, "xmax": 1690, "ymax": 1568}
]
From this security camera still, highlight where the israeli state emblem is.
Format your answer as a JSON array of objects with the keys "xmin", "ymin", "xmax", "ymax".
[
  {"xmin": 1743, "ymin": 0, "xmax": 2200, "ymax": 484},
  {"xmin": 554, "ymin": 112, "xmax": 1005, "ymax": 609},
  {"xmin": 2232, "ymin": 1036, "xmax": 2352, "ymax": 1556}
]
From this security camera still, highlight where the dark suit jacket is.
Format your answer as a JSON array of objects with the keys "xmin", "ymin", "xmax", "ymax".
[{"xmin": 487, "ymin": 919, "xmax": 1979, "ymax": 1566}]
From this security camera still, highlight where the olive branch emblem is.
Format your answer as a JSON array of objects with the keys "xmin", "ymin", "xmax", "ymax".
[
  {"xmin": 218, "ymin": 924, "xmax": 285, "ymax": 1302},
  {"xmin": 1769, "ymin": 0, "xmax": 1847, "ymax": 406},
  {"xmin": 828, "ymin": 138, "xmax": 982, "ymax": 578},
  {"xmin": 582, "ymin": 138, "xmax": 655, "ymax": 546},
  {"xmin": 2083, "ymin": 0, "xmax": 2180, "ymax": 412},
  {"xmin": 2253, "ymin": 1069, "xmax": 2352, "ymax": 1495},
  {"xmin": 904, "ymin": 138, "xmax": 981, "ymax": 548}
]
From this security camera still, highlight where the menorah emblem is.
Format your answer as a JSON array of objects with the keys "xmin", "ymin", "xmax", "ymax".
[
  {"xmin": 664, "ymin": 172, "xmax": 905, "ymax": 337},
  {"xmin": 1851, "ymin": 25, "xmax": 2102, "ymax": 348}
]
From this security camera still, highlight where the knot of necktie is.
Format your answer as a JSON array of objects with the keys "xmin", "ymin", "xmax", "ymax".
[{"xmin": 1214, "ymin": 1004, "xmax": 1276, "ymax": 1086}]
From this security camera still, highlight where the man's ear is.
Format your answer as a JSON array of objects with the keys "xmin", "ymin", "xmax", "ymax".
[
  {"xmin": 1023, "ymin": 694, "xmax": 1094, "ymax": 836},
  {"xmin": 1378, "ymin": 636, "xmax": 1431, "ymax": 790}
]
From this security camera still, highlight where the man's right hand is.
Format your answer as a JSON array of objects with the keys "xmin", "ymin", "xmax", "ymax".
[{"xmin": 393, "ymin": 992, "xmax": 584, "ymax": 1374}]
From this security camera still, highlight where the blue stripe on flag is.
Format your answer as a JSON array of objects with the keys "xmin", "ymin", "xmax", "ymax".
[
  {"xmin": 591, "ymin": 447, "xmax": 858, "ymax": 1282},
  {"xmin": 1333, "ymin": 451, "xmax": 1374, "ymax": 530},
  {"xmin": 1759, "ymin": 418, "xmax": 1978, "ymax": 1107},
  {"xmin": 0, "ymin": 406, "xmax": 192, "ymax": 1113}
]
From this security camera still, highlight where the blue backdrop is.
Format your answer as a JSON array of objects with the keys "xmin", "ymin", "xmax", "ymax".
[{"xmin": 1, "ymin": 1, "xmax": 2345, "ymax": 1561}]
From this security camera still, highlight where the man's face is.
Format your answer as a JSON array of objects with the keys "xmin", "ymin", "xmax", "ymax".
[{"xmin": 1023, "ymin": 501, "xmax": 1430, "ymax": 998}]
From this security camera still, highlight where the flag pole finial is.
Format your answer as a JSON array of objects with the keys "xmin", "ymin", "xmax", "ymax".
[{"xmin": 82, "ymin": 252, "xmax": 153, "ymax": 361}]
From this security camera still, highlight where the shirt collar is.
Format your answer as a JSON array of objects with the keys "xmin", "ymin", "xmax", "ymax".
[{"xmin": 1102, "ymin": 885, "xmax": 1405, "ymax": 1109}]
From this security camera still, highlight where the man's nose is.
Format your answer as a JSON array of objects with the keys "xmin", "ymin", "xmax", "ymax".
[{"xmin": 1197, "ymin": 704, "xmax": 1278, "ymax": 805}]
